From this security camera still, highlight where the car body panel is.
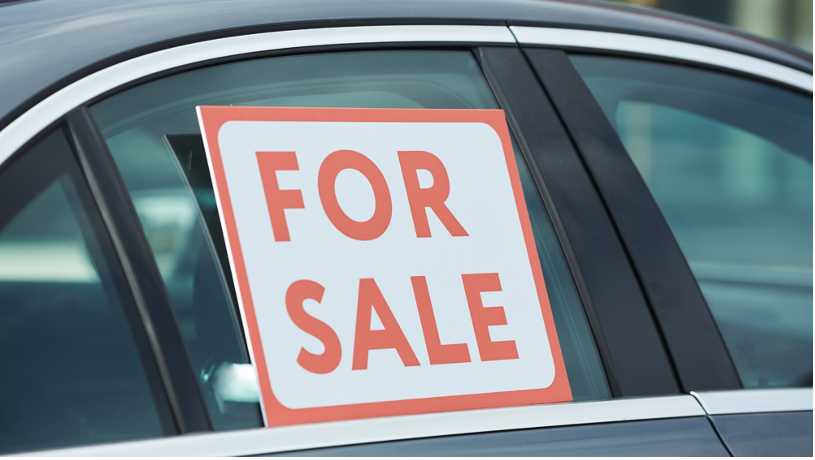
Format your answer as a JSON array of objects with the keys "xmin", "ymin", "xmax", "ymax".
[{"xmin": 710, "ymin": 411, "xmax": 813, "ymax": 457}]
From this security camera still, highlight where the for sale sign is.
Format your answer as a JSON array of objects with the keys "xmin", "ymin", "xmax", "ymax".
[{"xmin": 197, "ymin": 106, "xmax": 572, "ymax": 427}]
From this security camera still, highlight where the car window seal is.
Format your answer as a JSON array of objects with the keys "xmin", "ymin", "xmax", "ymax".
[{"xmin": 64, "ymin": 107, "xmax": 214, "ymax": 433}]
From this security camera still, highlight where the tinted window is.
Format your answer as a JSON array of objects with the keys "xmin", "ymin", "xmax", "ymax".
[
  {"xmin": 571, "ymin": 55, "xmax": 813, "ymax": 389},
  {"xmin": 90, "ymin": 50, "xmax": 609, "ymax": 406},
  {"xmin": 0, "ymin": 130, "xmax": 172, "ymax": 454}
]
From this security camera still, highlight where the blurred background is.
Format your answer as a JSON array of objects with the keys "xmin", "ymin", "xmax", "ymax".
[{"xmin": 606, "ymin": 0, "xmax": 813, "ymax": 52}]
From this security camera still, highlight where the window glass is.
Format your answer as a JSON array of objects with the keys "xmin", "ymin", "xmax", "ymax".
[
  {"xmin": 90, "ymin": 50, "xmax": 609, "ymax": 407},
  {"xmin": 0, "ymin": 130, "xmax": 172, "ymax": 454},
  {"xmin": 571, "ymin": 55, "xmax": 813, "ymax": 388}
]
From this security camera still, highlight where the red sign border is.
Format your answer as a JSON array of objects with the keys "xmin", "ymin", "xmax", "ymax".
[{"xmin": 197, "ymin": 106, "xmax": 573, "ymax": 427}]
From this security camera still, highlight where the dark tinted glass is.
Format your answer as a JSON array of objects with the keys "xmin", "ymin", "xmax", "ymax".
[
  {"xmin": 571, "ymin": 55, "xmax": 813, "ymax": 389},
  {"xmin": 0, "ymin": 130, "xmax": 172, "ymax": 454},
  {"xmin": 90, "ymin": 50, "xmax": 609, "ymax": 406}
]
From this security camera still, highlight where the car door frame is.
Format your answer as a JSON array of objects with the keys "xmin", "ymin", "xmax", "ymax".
[
  {"xmin": 515, "ymin": 26, "xmax": 814, "ymax": 456},
  {"xmin": 517, "ymin": 25, "xmax": 812, "ymax": 394}
]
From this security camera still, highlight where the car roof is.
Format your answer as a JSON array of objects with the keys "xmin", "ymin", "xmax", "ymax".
[{"xmin": 0, "ymin": 0, "xmax": 811, "ymax": 131}]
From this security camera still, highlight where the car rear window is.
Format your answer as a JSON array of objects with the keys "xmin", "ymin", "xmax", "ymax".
[{"xmin": 88, "ymin": 50, "xmax": 610, "ymax": 429}]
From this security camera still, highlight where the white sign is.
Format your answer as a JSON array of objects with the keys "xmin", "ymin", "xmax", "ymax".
[{"xmin": 198, "ymin": 107, "xmax": 571, "ymax": 427}]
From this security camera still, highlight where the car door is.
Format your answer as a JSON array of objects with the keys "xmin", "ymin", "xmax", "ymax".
[
  {"xmin": 1, "ymin": 25, "xmax": 733, "ymax": 456},
  {"xmin": 519, "ymin": 27, "xmax": 813, "ymax": 457}
]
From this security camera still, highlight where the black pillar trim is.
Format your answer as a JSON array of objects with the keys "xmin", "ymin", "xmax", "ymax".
[
  {"xmin": 524, "ymin": 48, "xmax": 741, "ymax": 392},
  {"xmin": 65, "ymin": 107, "xmax": 213, "ymax": 433},
  {"xmin": 476, "ymin": 46, "xmax": 679, "ymax": 397}
]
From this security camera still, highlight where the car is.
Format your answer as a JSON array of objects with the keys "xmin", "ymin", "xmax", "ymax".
[{"xmin": 0, "ymin": 0, "xmax": 811, "ymax": 456}]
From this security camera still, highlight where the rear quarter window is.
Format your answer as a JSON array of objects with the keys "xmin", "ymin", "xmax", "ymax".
[{"xmin": 571, "ymin": 55, "xmax": 813, "ymax": 389}]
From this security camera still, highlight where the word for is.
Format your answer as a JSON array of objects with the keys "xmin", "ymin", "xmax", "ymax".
[{"xmin": 257, "ymin": 150, "xmax": 468, "ymax": 241}]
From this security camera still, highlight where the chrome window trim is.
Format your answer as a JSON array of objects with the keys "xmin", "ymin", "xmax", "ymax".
[
  {"xmin": 18, "ymin": 395, "xmax": 704, "ymax": 456},
  {"xmin": 691, "ymin": 388, "xmax": 813, "ymax": 415},
  {"xmin": 0, "ymin": 25, "xmax": 513, "ymax": 167},
  {"xmin": 510, "ymin": 26, "xmax": 813, "ymax": 93}
]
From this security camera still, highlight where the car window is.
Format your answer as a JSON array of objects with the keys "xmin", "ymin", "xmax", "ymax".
[
  {"xmin": 0, "ymin": 129, "xmax": 173, "ymax": 454},
  {"xmin": 88, "ymin": 50, "xmax": 610, "ymax": 422},
  {"xmin": 571, "ymin": 55, "xmax": 813, "ymax": 389}
]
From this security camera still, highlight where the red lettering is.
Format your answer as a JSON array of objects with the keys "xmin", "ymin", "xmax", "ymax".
[
  {"xmin": 411, "ymin": 276, "xmax": 471, "ymax": 365},
  {"xmin": 352, "ymin": 278, "xmax": 420, "ymax": 370},
  {"xmin": 398, "ymin": 150, "xmax": 468, "ymax": 238},
  {"xmin": 286, "ymin": 280, "xmax": 342, "ymax": 374},
  {"xmin": 257, "ymin": 151, "xmax": 304, "ymax": 242},
  {"xmin": 318, "ymin": 150, "xmax": 392, "ymax": 241},
  {"xmin": 462, "ymin": 273, "xmax": 518, "ymax": 361}
]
